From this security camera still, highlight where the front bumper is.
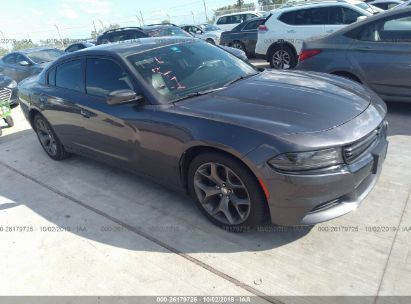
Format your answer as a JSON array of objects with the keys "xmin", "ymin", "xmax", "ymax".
[{"xmin": 246, "ymin": 116, "xmax": 388, "ymax": 226}]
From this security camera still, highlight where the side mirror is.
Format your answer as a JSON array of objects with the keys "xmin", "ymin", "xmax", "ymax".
[
  {"xmin": 106, "ymin": 89, "xmax": 142, "ymax": 105},
  {"xmin": 19, "ymin": 60, "xmax": 31, "ymax": 66},
  {"xmin": 356, "ymin": 16, "xmax": 368, "ymax": 22}
]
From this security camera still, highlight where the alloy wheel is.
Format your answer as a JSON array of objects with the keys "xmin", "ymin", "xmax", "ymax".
[
  {"xmin": 232, "ymin": 42, "xmax": 245, "ymax": 52},
  {"xmin": 193, "ymin": 162, "xmax": 251, "ymax": 225},
  {"xmin": 272, "ymin": 50, "xmax": 291, "ymax": 69},
  {"xmin": 35, "ymin": 118, "xmax": 57, "ymax": 157}
]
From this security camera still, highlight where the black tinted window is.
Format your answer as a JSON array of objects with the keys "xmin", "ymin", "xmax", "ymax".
[
  {"xmin": 217, "ymin": 16, "xmax": 227, "ymax": 24},
  {"xmin": 280, "ymin": 8, "xmax": 329, "ymax": 25},
  {"xmin": 48, "ymin": 67, "xmax": 56, "ymax": 86},
  {"xmin": 243, "ymin": 19, "xmax": 264, "ymax": 30},
  {"xmin": 279, "ymin": 11, "xmax": 295, "ymax": 25},
  {"xmin": 56, "ymin": 60, "xmax": 83, "ymax": 92},
  {"xmin": 86, "ymin": 58, "xmax": 133, "ymax": 97},
  {"xmin": 3, "ymin": 54, "xmax": 15, "ymax": 64}
]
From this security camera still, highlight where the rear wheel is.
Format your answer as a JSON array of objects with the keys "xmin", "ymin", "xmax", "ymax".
[
  {"xmin": 231, "ymin": 40, "xmax": 246, "ymax": 53},
  {"xmin": 269, "ymin": 45, "xmax": 297, "ymax": 70},
  {"xmin": 188, "ymin": 152, "xmax": 268, "ymax": 232},
  {"xmin": 33, "ymin": 114, "xmax": 70, "ymax": 161}
]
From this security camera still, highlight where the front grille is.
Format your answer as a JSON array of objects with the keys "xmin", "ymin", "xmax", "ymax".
[
  {"xmin": 0, "ymin": 88, "xmax": 12, "ymax": 103},
  {"xmin": 343, "ymin": 121, "xmax": 387, "ymax": 164}
]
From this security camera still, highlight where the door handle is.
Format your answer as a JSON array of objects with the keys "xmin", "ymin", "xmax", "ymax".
[{"xmin": 80, "ymin": 109, "xmax": 92, "ymax": 118}]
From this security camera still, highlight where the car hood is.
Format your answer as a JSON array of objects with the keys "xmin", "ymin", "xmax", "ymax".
[
  {"xmin": 0, "ymin": 75, "xmax": 13, "ymax": 88},
  {"xmin": 175, "ymin": 70, "xmax": 372, "ymax": 135}
]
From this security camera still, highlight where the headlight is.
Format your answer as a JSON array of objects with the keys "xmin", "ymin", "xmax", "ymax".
[
  {"xmin": 7, "ymin": 80, "xmax": 17, "ymax": 89},
  {"xmin": 268, "ymin": 148, "xmax": 343, "ymax": 171}
]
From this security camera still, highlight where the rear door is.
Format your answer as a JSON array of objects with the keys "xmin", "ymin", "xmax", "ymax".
[
  {"xmin": 238, "ymin": 19, "xmax": 265, "ymax": 54},
  {"xmin": 279, "ymin": 8, "xmax": 326, "ymax": 53},
  {"xmin": 325, "ymin": 6, "xmax": 365, "ymax": 35},
  {"xmin": 348, "ymin": 11, "xmax": 411, "ymax": 99}
]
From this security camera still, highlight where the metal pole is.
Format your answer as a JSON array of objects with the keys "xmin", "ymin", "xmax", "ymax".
[
  {"xmin": 191, "ymin": 11, "xmax": 195, "ymax": 24},
  {"xmin": 140, "ymin": 11, "xmax": 145, "ymax": 25},
  {"xmin": 54, "ymin": 24, "xmax": 65, "ymax": 48},
  {"xmin": 93, "ymin": 20, "xmax": 97, "ymax": 34},
  {"xmin": 136, "ymin": 15, "xmax": 142, "ymax": 26},
  {"xmin": 203, "ymin": 0, "xmax": 208, "ymax": 22},
  {"xmin": 166, "ymin": 14, "xmax": 171, "ymax": 23}
]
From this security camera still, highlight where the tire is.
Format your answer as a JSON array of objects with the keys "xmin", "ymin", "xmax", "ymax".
[
  {"xmin": 269, "ymin": 44, "xmax": 297, "ymax": 70},
  {"xmin": 206, "ymin": 38, "xmax": 215, "ymax": 45},
  {"xmin": 231, "ymin": 40, "xmax": 246, "ymax": 53},
  {"xmin": 188, "ymin": 152, "xmax": 269, "ymax": 232},
  {"xmin": 4, "ymin": 116, "xmax": 14, "ymax": 127},
  {"xmin": 33, "ymin": 114, "xmax": 70, "ymax": 161}
]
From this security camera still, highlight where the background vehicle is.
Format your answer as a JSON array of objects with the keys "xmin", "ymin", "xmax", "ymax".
[
  {"xmin": 368, "ymin": 0, "xmax": 403, "ymax": 10},
  {"xmin": 96, "ymin": 27, "xmax": 148, "ymax": 45},
  {"xmin": 65, "ymin": 41, "xmax": 95, "ymax": 52},
  {"xmin": 220, "ymin": 17, "xmax": 266, "ymax": 58},
  {"xmin": 214, "ymin": 11, "xmax": 266, "ymax": 31},
  {"xmin": 97, "ymin": 24, "xmax": 248, "ymax": 60},
  {"xmin": 297, "ymin": 7, "xmax": 411, "ymax": 102},
  {"xmin": 0, "ymin": 74, "xmax": 18, "ymax": 108},
  {"xmin": 0, "ymin": 48, "xmax": 64, "ymax": 82},
  {"xmin": 393, "ymin": 0, "xmax": 411, "ymax": 9},
  {"xmin": 255, "ymin": 0, "xmax": 375, "ymax": 69},
  {"xmin": 18, "ymin": 38, "xmax": 387, "ymax": 230},
  {"xmin": 180, "ymin": 24, "xmax": 223, "ymax": 44}
]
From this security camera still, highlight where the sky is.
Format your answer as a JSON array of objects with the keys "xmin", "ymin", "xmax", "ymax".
[{"xmin": 0, "ymin": 0, "xmax": 259, "ymax": 45}]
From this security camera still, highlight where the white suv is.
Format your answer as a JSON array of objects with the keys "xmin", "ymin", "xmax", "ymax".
[
  {"xmin": 255, "ymin": 0, "xmax": 376, "ymax": 69},
  {"xmin": 214, "ymin": 11, "xmax": 266, "ymax": 31}
]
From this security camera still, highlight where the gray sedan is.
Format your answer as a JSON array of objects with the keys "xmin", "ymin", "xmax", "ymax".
[
  {"xmin": 297, "ymin": 7, "xmax": 411, "ymax": 102},
  {"xmin": 0, "ymin": 48, "xmax": 64, "ymax": 83}
]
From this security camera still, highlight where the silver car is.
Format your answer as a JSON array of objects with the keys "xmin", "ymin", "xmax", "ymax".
[{"xmin": 296, "ymin": 7, "xmax": 411, "ymax": 102}]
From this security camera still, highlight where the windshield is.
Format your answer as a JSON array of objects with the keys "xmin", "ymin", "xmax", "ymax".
[
  {"xmin": 26, "ymin": 49, "xmax": 64, "ymax": 64},
  {"xmin": 355, "ymin": 2, "xmax": 383, "ymax": 13},
  {"xmin": 146, "ymin": 27, "xmax": 191, "ymax": 37},
  {"xmin": 127, "ymin": 41, "xmax": 257, "ymax": 103},
  {"xmin": 201, "ymin": 24, "xmax": 221, "ymax": 31}
]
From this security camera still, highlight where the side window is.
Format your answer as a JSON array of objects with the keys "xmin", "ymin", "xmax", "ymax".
[
  {"xmin": 47, "ymin": 67, "xmax": 56, "ymax": 86},
  {"xmin": 279, "ymin": 11, "xmax": 295, "ymax": 25},
  {"xmin": 217, "ymin": 16, "xmax": 226, "ymax": 25},
  {"xmin": 56, "ymin": 60, "xmax": 83, "ymax": 92},
  {"xmin": 243, "ymin": 19, "xmax": 263, "ymax": 30},
  {"xmin": 341, "ymin": 8, "xmax": 362, "ymax": 24},
  {"xmin": 307, "ymin": 8, "xmax": 329, "ymax": 25},
  {"xmin": 86, "ymin": 58, "xmax": 133, "ymax": 97},
  {"xmin": 359, "ymin": 14, "xmax": 411, "ymax": 42},
  {"xmin": 3, "ymin": 54, "xmax": 15, "ymax": 64},
  {"xmin": 15, "ymin": 54, "xmax": 28, "ymax": 64},
  {"xmin": 229, "ymin": 14, "xmax": 242, "ymax": 24},
  {"xmin": 67, "ymin": 45, "xmax": 79, "ymax": 52},
  {"xmin": 129, "ymin": 30, "xmax": 146, "ymax": 39}
]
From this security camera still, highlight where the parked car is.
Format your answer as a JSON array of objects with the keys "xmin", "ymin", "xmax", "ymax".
[
  {"xmin": 97, "ymin": 24, "xmax": 248, "ymax": 60},
  {"xmin": 214, "ymin": 11, "xmax": 266, "ymax": 31},
  {"xmin": 220, "ymin": 17, "xmax": 267, "ymax": 58},
  {"xmin": 65, "ymin": 41, "xmax": 95, "ymax": 52},
  {"xmin": 0, "ymin": 48, "xmax": 64, "ymax": 82},
  {"xmin": 18, "ymin": 37, "xmax": 388, "ymax": 230},
  {"xmin": 297, "ymin": 7, "xmax": 411, "ymax": 102},
  {"xmin": 96, "ymin": 27, "xmax": 147, "ymax": 45},
  {"xmin": 392, "ymin": 0, "xmax": 411, "ymax": 9},
  {"xmin": 0, "ymin": 74, "xmax": 18, "ymax": 108},
  {"xmin": 180, "ymin": 24, "xmax": 223, "ymax": 44},
  {"xmin": 255, "ymin": 0, "xmax": 376, "ymax": 69},
  {"xmin": 369, "ymin": 0, "xmax": 404, "ymax": 10}
]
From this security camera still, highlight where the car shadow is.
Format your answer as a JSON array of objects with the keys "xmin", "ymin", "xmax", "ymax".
[
  {"xmin": 0, "ymin": 131, "xmax": 311, "ymax": 254},
  {"xmin": 386, "ymin": 102, "xmax": 411, "ymax": 136}
]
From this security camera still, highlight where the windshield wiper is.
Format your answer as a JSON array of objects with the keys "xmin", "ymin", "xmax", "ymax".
[
  {"xmin": 223, "ymin": 72, "xmax": 259, "ymax": 87},
  {"xmin": 173, "ymin": 87, "xmax": 223, "ymax": 103}
]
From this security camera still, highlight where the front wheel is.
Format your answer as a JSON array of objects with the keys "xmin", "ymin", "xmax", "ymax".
[
  {"xmin": 188, "ymin": 152, "xmax": 268, "ymax": 231},
  {"xmin": 33, "ymin": 114, "xmax": 70, "ymax": 161}
]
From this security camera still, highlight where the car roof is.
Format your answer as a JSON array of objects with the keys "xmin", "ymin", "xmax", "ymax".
[
  {"xmin": 216, "ymin": 10, "xmax": 264, "ymax": 17},
  {"xmin": 18, "ymin": 47, "xmax": 57, "ymax": 54},
  {"xmin": 71, "ymin": 37, "xmax": 197, "ymax": 58},
  {"xmin": 277, "ymin": 0, "xmax": 365, "ymax": 10},
  {"xmin": 369, "ymin": 0, "xmax": 402, "ymax": 3}
]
